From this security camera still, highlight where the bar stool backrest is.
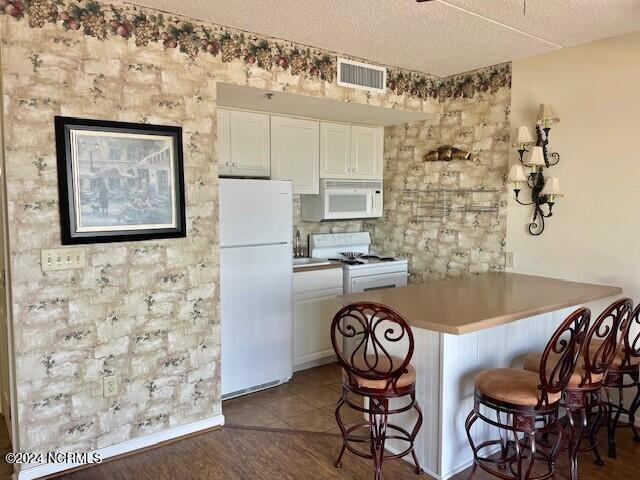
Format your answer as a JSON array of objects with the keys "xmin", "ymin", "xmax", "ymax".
[
  {"xmin": 620, "ymin": 303, "xmax": 640, "ymax": 369},
  {"xmin": 582, "ymin": 298, "xmax": 634, "ymax": 387},
  {"xmin": 331, "ymin": 302, "xmax": 414, "ymax": 393},
  {"xmin": 537, "ymin": 307, "xmax": 591, "ymax": 409}
]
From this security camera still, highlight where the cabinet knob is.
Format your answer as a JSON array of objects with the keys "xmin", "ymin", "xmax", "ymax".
[
  {"xmin": 232, "ymin": 162, "xmax": 237, "ymax": 167},
  {"xmin": 225, "ymin": 162, "xmax": 230, "ymax": 167}
]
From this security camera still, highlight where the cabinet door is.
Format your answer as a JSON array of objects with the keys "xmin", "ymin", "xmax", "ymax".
[
  {"xmin": 230, "ymin": 110, "xmax": 270, "ymax": 177},
  {"xmin": 217, "ymin": 109, "xmax": 231, "ymax": 176},
  {"xmin": 293, "ymin": 288, "xmax": 342, "ymax": 370},
  {"xmin": 320, "ymin": 122, "xmax": 351, "ymax": 179},
  {"xmin": 270, "ymin": 116, "xmax": 319, "ymax": 194},
  {"xmin": 351, "ymin": 125, "xmax": 383, "ymax": 180}
]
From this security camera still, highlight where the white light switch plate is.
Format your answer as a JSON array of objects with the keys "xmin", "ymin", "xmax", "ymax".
[
  {"xmin": 505, "ymin": 251, "xmax": 515, "ymax": 268},
  {"xmin": 41, "ymin": 248, "xmax": 86, "ymax": 272}
]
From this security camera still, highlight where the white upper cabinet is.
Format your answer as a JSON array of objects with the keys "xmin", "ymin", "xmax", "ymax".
[
  {"xmin": 218, "ymin": 109, "xmax": 383, "ymax": 184},
  {"xmin": 270, "ymin": 116, "xmax": 320, "ymax": 195},
  {"xmin": 320, "ymin": 122, "xmax": 351, "ymax": 179},
  {"xmin": 351, "ymin": 125, "xmax": 383, "ymax": 180},
  {"xmin": 229, "ymin": 110, "xmax": 270, "ymax": 177},
  {"xmin": 217, "ymin": 109, "xmax": 231, "ymax": 176},
  {"xmin": 320, "ymin": 123, "xmax": 383, "ymax": 180}
]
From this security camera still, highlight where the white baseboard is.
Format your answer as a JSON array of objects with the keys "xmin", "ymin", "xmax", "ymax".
[
  {"xmin": 618, "ymin": 413, "xmax": 640, "ymax": 426},
  {"xmin": 13, "ymin": 414, "xmax": 225, "ymax": 480},
  {"xmin": 293, "ymin": 355, "xmax": 336, "ymax": 373},
  {"xmin": 381, "ymin": 443, "xmax": 440, "ymax": 479}
]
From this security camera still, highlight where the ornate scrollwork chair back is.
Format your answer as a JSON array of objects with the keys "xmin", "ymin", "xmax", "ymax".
[
  {"xmin": 537, "ymin": 307, "xmax": 591, "ymax": 408},
  {"xmin": 620, "ymin": 302, "xmax": 640, "ymax": 368},
  {"xmin": 331, "ymin": 302, "xmax": 414, "ymax": 394},
  {"xmin": 582, "ymin": 298, "xmax": 634, "ymax": 387}
]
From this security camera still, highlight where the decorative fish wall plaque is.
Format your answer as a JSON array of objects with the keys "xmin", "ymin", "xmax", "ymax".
[{"xmin": 424, "ymin": 146, "xmax": 473, "ymax": 162}]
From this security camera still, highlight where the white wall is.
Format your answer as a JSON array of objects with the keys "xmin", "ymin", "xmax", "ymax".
[{"xmin": 507, "ymin": 31, "xmax": 640, "ymax": 313}]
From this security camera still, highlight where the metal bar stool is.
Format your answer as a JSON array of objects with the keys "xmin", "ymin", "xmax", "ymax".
[
  {"xmin": 330, "ymin": 302, "xmax": 423, "ymax": 480},
  {"xmin": 465, "ymin": 307, "xmax": 590, "ymax": 480},
  {"xmin": 603, "ymin": 302, "xmax": 640, "ymax": 458},
  {"xmin": 521, "ymin": 297, "xmax": 634, "ymax": 479}
]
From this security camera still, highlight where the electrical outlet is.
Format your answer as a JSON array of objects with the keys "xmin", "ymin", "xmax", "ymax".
[
  {"xmin": 41, "ymin": 248, "xmax": 86, "ymax": 272},
  {"xmin": 103, "ymin": 375, "xmax": 119, "ymax": 398},
  {"xmin": 505, "ymin": 251, "xmax": 515, "ymax": 268}
]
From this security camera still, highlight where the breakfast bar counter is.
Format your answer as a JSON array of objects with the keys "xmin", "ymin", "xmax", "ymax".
[
  {"xmin": 340, "ymin": 272, "xmax": 622, "ymax": 334},
  {"xmin": 339, "ymin": 272, "xmax": 622, "ymax": 479}
]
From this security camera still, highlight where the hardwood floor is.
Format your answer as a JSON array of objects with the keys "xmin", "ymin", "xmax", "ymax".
[
  {"xmin": 48, "ymin": 424, "xmax": 639, "ymax": 480},
  {"xmin": 0, "ymin": 366, "xmax": 638, "ymax": 480},
  {"xmin": 55, "ymin": 426, "xmax": 416, "ymax": 480},
  {"xmin": 1, "ymin": 363, "xmax": 635, "ymax": 480},
  {"xmin": 0, "ymin": 418, "xmax": 11, "ymax": 480}
]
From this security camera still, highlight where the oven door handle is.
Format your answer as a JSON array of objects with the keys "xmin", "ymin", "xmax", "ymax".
[{"xmin": 363, "ymin": 284, "xmax": 396, "ymax": 292}]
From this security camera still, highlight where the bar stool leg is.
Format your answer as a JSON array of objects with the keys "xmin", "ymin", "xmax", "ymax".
[
  {"xmin": 409, "ymin": 395, "xmax": 424, "ymax": 474},
  {"xmin": 524, "ymin": 431, "xmax": 537, "ymax": 479},
  {"xmin": 496, "ymin": 412, "xmax": 509, "ymax": 470},
  {"xmin": 512, "ymin": 420, "xmax": 524, "ymax": 479},
  {"xmin": 589, "ymin": 398, "xmax": 606, "ymax": 466},
  {"xmin": 630, "ymin": 382, "xmax": 640, "ymax": 443},
  {"xmin": 605, "ymin": 385, "xmax": 624, "ymax": 458},
  {"xmin": 550, "ymin": 417, "xmax": 565, "ymax": 473},
  {"xmin": 369, "ymin": 397, "xmax": 389, "ymax": 480},
  {"xmin": 567, "ymin": 407, "xmax": 587, "ymax": 480},
  {"xmin": 334, "ymin": 395, "xmax": 347, "ymax": 468},
  {"xmin": 464, "ymin": 410, "xmax": 479, "ymax": 478}
]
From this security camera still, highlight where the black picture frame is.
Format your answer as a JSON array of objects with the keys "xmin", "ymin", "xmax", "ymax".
[{"xmin": 54, "ymin": 116, "xmax": 186, "ymax": 245}]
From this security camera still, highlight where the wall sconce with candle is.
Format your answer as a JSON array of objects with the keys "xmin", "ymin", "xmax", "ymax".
[{"xmin": 508, "ymin": 103, "xmax": 564, "ymax": 236}]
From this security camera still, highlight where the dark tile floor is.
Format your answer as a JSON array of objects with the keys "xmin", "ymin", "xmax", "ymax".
[{"xmin": 222, "ymin": 363, "xmax": 363, "ymax": 434}]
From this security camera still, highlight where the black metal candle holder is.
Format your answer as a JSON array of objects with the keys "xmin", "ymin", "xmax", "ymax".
[{"xmin": 513, "ymin": 125, "xmax": 560, "ymax": 236}]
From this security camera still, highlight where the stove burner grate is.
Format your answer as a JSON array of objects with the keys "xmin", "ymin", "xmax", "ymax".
[
  {"xmin": 329, "ymin": 257, "xmax": 365, "ymax": 265},
  {"xmin": 361, "ymin": 254, "xmax": 397, "ymax": 262}
]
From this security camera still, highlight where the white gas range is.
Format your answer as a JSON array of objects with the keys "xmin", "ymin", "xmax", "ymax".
[{"xmin": 309, "ymin": 232, "xmax": 409, "ymax": 294}]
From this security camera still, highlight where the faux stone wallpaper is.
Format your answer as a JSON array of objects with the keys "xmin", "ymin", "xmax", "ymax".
[
  {"xmin": 2, "ymin": 21, "xmax": 222, "ymax": 455},
  {"xmin": 0, "ymin": 0, "xmax": 511, "ymax": 459},
  {"xmin": 370, "ymin": 92, "xmax": 511, "ymax": 284}
]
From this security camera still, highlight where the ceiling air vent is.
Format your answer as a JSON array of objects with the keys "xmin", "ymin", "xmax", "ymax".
[{"xmin": 337, "ymin": 58, "xmax": 387, "ymax": 94}]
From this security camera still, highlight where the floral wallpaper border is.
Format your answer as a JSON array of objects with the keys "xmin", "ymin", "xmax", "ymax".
[{"xmin": 1, "ymin": 0, "xmax": 511, "ymax": 99}]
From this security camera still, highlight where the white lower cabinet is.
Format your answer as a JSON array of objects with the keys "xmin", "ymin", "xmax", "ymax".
[{"xmin": 293, "ymin": 267, "xmax": 343, "ymax": 371}]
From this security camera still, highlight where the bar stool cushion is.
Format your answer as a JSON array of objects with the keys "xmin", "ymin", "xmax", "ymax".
[
  {"xmin": 474, "ymin": 368, "xmax": 560, "ymax": 407},
  {"xmin": 342, "ymin": 355, "xmax": 416, "ymax": 391},
  {"xmin": 522, "ymin": 352, "xmax": 604, "ymax": 388},
  {"xmin": 589, "ymin": 340, "xmax": 640, "ymax": 371}
]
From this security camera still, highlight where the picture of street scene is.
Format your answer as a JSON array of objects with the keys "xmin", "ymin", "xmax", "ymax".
[{"xmin": 71, "ymin": 131, "xmax": 176, "ymax": 231}]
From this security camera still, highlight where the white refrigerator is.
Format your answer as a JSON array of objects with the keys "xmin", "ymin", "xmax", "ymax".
[{"xmin": 219, "ymin": 179, "xmax": 293, "ymax": 398}]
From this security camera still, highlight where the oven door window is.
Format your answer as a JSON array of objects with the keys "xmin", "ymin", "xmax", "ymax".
[
  {"xmin": 349, "ymin": 271, "xmax": 408, "ymax": 294},
  {"xmin": 326, "ymin": 193, "xmax": 370, "ymax": 218}
]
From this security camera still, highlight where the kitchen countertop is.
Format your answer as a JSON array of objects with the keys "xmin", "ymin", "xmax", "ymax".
[{"xmin": 339, "ymin": 272, "xmax": 622, "ymax": 335}]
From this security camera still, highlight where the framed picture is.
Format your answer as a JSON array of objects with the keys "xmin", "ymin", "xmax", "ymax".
[{"xmin": 54, "ymin": 116, "xmax": 186, "ymax": 244}]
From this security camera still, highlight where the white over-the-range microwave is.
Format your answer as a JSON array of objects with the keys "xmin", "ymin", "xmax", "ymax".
[{"xmin": 301, "ymin": 179, "xmax": 383, "ymax": 221}]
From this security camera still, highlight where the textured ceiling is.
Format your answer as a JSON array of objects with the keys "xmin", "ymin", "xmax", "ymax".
[{"xmin": 130, "ymin": 0, "xmax": 640, "ymax": 77}]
